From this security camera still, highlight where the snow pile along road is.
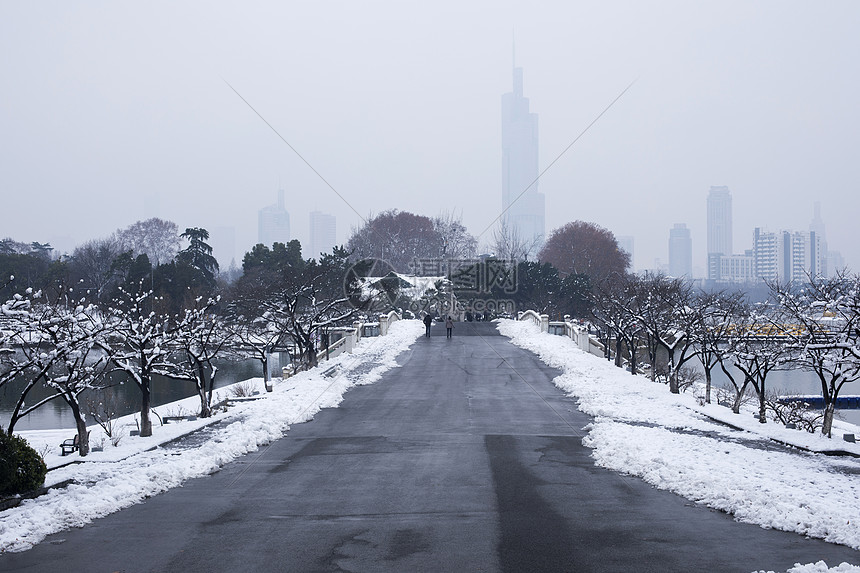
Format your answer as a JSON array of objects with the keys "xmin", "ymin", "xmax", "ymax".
[
  {"xmin": 0, "ymin": 320, "xmax": 423, "ymax": 553},
  {"xmin": 497, "ymin": 319, "xmax": 860, "ymax": 554}
]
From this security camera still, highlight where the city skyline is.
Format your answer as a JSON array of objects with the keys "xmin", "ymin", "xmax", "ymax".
[
  {"xmin": 668, "ymin": 193, "xmax": 843, "ymax": 282},
  {"xmin": 3, "ymin": 2, "xmax": 859, "ymax": 273}
]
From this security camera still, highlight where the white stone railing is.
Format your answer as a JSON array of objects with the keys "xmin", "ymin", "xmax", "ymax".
[
  {"xmin": 378, "ymin": 310, "xmax": 400, "ymax": 336},
  {"xmin": 518, "ymin": 310, "xmax": 606, "ymax": 359},
  {"xmin": 517, "ymin": 310, "xmax": 548, "ymax": 332}
]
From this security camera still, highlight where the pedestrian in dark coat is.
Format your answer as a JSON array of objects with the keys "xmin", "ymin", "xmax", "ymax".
[
  {"xmin": 423, "ymin": 314, "xmax": 433, "ymax": 337},
  {"xmin": 445, "ymin": 316, "xmax": 454, "ymax": 339}
]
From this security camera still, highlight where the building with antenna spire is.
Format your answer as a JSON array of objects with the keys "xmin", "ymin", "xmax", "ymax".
[
  {"xmin": 258, "ymin": 188, "xmax": 290, "ymax": 247},
  {"xmin": 501, "ymin": 51, "xmax": 544, "ymax": 256}
]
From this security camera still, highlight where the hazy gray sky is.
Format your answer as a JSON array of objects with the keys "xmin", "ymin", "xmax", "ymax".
[{"xmin": 2, "ymin": 1, "xmax": 858, "ymax": 272}]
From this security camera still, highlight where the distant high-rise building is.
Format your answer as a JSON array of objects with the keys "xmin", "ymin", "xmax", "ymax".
[
  {"xmin": 706, "ymin": 186, "xmax": 732, "ymax": 280},
  {"xmin": 809, "ymin": 201, "xmax": 829, "ymax": 277},
  {"xmin": 210, "ymin": 226, "xmax": 236, "ymax": 270},
  {"xmin": 502, "ymin": 63, "xmax": 544, "ymax": 254},
  {"xmin": 753, "ymin": 227, "xmax": 823, "ymax": 283},
  {"xmin": 829, "ymin": 250, "xmax": 846, "ymax": 274},
  {"xmin": 617, "ymin": 235, "xmax": 634, "ymax": 270},
  {"xmin": 668, "ymin": 223, "xmax": 693, "ymax": 278},
  {"xmin": 309, "ymin": 211, "xmax": 336, "ymax": 259},
  {"xmin": 258, "ymin": 189, "xmax": 290, "ymax": 247}
]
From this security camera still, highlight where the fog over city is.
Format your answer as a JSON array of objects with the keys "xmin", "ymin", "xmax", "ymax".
[{"xmin": 2, "ymin": 1, "xmax": 858, "ymax": 273}]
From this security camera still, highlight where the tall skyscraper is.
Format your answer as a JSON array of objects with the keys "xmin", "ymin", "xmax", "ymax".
[
  {"xmin": 668, "ymin": 223, "xmax": 693, "ymax": 278},
  {"xmin": 309, "ymin": 211, "xmax": 336, "ymax": 259},
  {"xmin": 706, "ymin": 186, "xmax": 732, "ymax": 280},
  {"xmin": 258, "ymin": 189, "xmax": 290, "ymax": 247},
  {"xmin": 502, "ymin": 63, "xmax": 544, "ymax": 254}
]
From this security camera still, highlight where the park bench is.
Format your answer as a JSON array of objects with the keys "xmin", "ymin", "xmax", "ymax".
[
  {"xmin": 59, "ymin": 431, "xmax": 90, "ymax": 456},
  {"xmin": 163, "ymin": 415, "xmax": 198, "ymax": 424}
]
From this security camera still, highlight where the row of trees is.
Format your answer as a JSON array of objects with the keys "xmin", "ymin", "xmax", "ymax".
[
  {"xmin": 588, "ymin": 272, "xmax": 860, "ymax": 437},
  {"xmin": 1, "ymin": 221, "xmax": 363, "ymax": 457}
]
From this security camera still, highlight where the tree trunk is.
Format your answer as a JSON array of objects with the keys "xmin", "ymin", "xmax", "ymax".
[
  {"xmin": 704, "ymin": 366, "xmax": 712, "ymax": 404},
  {"xmin": 206, "ymin": 363, "xmax": 218, "ymax": 409},
  {"xmin": 758, "ymin": 391, "xmax": 767, "ymax": 424},
  {"xmin": 69, "ymin": 400, "xmax": 89, "ymax": 457},
  {"xmin": 629, "ymin": 342, "xmax": 637, "ymax": 376},
  {"xmin": 822, "ymin": 401, "xmax": 835, "ymax": 438},
  {"xmin": 731, "ymin": 391, "xmax": 743, "ymax": 414},
  {"xmin": 140, "ymin": 374, "xmax": 153, "ymax": 437},
  {"xmin": 614, "ymin": 337, "xmax": 623, "ymax": 368},
  {"xmin": 668, "ymin": 349, "xmax": 679, "ymax": 394},
  {"xmin": 197, "ymin": 360, "xmax": 211, "ymax": 418}
]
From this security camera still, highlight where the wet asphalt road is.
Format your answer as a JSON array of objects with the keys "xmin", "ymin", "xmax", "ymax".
[{"xmin": 1, "ymin": 321, "xmax": 858, "ymax": 572}]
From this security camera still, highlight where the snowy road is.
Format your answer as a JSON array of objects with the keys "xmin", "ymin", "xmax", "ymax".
[{"xmin": 1, "ymin": 321, "xmax": 858, "ymax": 572}]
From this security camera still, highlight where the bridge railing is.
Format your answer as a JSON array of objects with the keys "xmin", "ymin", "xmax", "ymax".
[
  {"xmin": 517, "ymin": 311, "xmax": 608, "ymax": 359},
  {"xmin": 517, "ymin": 310, "xmax": 548, "ymax": 332},
  {"xmin": 286, "ymin": 311, "xmax": 403, "ymax": 375}
]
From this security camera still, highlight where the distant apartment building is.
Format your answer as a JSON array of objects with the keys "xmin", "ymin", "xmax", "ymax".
[
  {"xmin": 753, "ymin": 227, "xmax": 823, "ymax": 283},
  {"xmin": 706, "ymin": 186, "xmax": 732, "ymax": 280},
  {"xmin": 668, "ymin": 223, "xmax": 692, "ymax": 278},
  {"xmin": 709, "ymin": 251, "xmax": 755, "ymax": 283},
  {"xmin": 309, "ymin": 211, "xmax": 336, "ymax": 259},
  {"xmin": 258, "ymin": 189, "xmax": 290, "ymax": 247}
]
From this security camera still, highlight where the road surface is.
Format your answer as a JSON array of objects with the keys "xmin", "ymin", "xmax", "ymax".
[{"xmin": 1, "ymin": 322, "xmax": 857, "ymax": 572}]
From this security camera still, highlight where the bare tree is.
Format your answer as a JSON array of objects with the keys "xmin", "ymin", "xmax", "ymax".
[
  {"xmin": 692, "ymin": 289, "xmax": 746, "ymax": 404},
  {"xmin": 97, "ymin": 284, "xmax": 179, "ymax": 437},
  {"xmin": 625, "ymin": 274, "xmax": 699, "ymax": 392},
  {"xmin": 591, "ymin": 275, "xmax": 642, "ymax": 373},
  {"xmin": 433, "ymin": 211, "xmax": 477, "ymax": 260},
  {"xmin": 258, "ymin": 260, "xmax": 355, "ymax": 369},
  {"xmin": 0, "ymin": 290, "xmax": 63, "ymax": 434},
  {"xmin": 490, "ymin": 218, "xmax": 540, "ymax": 262},
  {"xmin": 116, "ymin": 218, "xmax": 181, "ymax": 266},
  {"xmin": 171, "ymin": 297, "xmax": 230, "ymax": 418},
  {"xmin": 226, "ymin": 313, "xmax": 286, "ymax": 390},
  {"xmin": 726, "ymin": 302, "xmax": 793, "ymax": 423},
  {"xmin": 712, "ymin": 301, "xmax": 756, "ymax": 414},
  {"xmin": 1, "ymin": 289, "xmax": 108, "ymax": 455},
  {"xmin": 347, "ymin": 210, "xmax": 442, "ymax": 272},
  {"xmin": 627, "ymin": 274, "xmax": 677, "ymax": 384},
  {"xmin": 69, "ymin": 236, "xmax": 124, "ymax": 302},
  {"xmin": 33, "ymin": 297, "xmax": 108, "ymax": 455},
  {"xmin": 770, "ymin": 273, "xmax": 860, "ymax": 436}
]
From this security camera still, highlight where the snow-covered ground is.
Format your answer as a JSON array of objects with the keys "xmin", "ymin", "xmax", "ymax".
[
  {"xmin": 498, "ymin": 319, "xmax": 860, "ymax": 573},
  {"xmin": 0, "ymin": 320, "xmax": 424, "ymax": 553},
  {"xmin": 3, "ymin": 317, "xmax": 859, "ymax": 572}
]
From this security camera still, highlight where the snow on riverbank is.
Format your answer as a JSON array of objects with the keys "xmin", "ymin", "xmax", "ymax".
[
  {"xmin": 0, "ymin": 320, "xmax": 423, "ymax": 553},
  {"xmin": 498, "ymin": 318, "xmax": 860, "ymax": 567}
]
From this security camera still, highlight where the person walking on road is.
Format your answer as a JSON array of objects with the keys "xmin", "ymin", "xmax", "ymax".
[
  {"xmin": 445, "ymin": 316, "xmax": 454, "ymax": 339},
  {"xmin": 423, "ymin": 313, "xmax": 433, "ymax": 337}
]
